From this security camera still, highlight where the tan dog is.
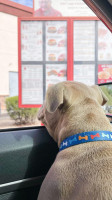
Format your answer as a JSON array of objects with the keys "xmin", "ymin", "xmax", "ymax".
[{"xmin": 37, "ymin": 81, "xmax": 112, "ymax": 200}]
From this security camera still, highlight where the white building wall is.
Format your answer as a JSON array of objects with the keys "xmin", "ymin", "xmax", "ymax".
[{"xmin": 0, "ymin": 12, "xmax": 18, "ymax": 95}]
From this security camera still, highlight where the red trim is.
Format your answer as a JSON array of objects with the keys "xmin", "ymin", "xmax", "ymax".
[
  {"xmin": 67, "ymin": 18, "xmax": 73, "ymax": 81},
  {"xmin": 18, "ymin": 18, "xmax": 22, "ymax": 108},
  {"xmin": 18, "ymin": 17, "xmax": 72, "ymax": 21},
  {"xmin": 19, "ymin": 105, "xmax": 42, "ymax": 108},
  {"xmin": 0, "ymin": 0, "xmax": 33, "ymax": 17},
  {"xmin": 18, "ymin": 16, "xmax": 99, "ymax": 21},
  {"xmin": 71, "ymin": 16, "xmax": 99, "ymax": 21}
]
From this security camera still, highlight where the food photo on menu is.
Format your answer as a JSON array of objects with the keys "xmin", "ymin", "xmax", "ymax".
[
  {"xmin": 98, "ymin": 64, "xmax": 112, "ymax": 84},
  {"xmin": 48, "ymin": 53, "xmax": 66, "ymax": 61},
  {"xmin": 47, "ymin": 26, "xmax": 57, "ymax": 33},
  {"xmin": 47, "ymin": 38, "xmax": 66, "ymax": 47},
  {"xmin": 46, "ymin": 64, "xmax": 67, "ymax": 90},
  {"xmin": 47, "ymin": 69, "xmax": 66, "ymax": 77},
  {"xmin": 47, "ymin": 25, "xmax": 66, "ymax": 34}
]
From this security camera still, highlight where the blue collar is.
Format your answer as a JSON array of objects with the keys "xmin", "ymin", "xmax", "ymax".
[{"xmin": 59, "ymin": 131, "xmax": 112, "ymax": 151}]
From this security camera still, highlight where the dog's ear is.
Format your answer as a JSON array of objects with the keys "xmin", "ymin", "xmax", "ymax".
[
  {"xmin": 91, "ymin": 85, "xmax": 108, "ymax": 106},
  {"xmin": 45, "ymin": 84, "xmax": 64, "ymax": 113}
]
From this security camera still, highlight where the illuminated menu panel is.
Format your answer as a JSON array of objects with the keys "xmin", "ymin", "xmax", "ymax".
[
  {"xmin": 22, "ymin": 65, "xmax": 43, "ymax": 104},
  {"xmin": 46, "ymin": 21, "xmax": 67, "ymax": 62},
  {"xmin": 74, "ymin": 64, "xmax": 95, "ymax": 85},
  {"xmin": 74, "ymin": 21, "xmax": 95, "ymax": 61},
  {"xmin": 21, "ymin": 21, "xmax": 43, "ymax": 61},
  {"xmin": 98, "ymin": 21, "xmax": 112, "ymax": 61}
]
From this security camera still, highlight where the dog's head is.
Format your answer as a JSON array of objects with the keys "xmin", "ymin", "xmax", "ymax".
[{"xmin": 38, "ymin": 81, "xmax": 108, "ymax": 143}]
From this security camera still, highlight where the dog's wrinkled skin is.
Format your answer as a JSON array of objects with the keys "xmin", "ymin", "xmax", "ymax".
[{"xmin": 37, "ymin": 81, "xmax": 112, "ymax": 200}]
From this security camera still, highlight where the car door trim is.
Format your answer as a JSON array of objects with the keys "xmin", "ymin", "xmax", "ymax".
[{"xmin": 0, "ymin": 175, "xmax": 45, "ymax": 194}]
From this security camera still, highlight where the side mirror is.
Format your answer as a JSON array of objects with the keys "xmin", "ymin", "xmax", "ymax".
[{"xmin": 99, "ymin": 82, "xmax": 112, "ymax": 121}]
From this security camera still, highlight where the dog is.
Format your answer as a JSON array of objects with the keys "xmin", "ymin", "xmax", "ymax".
[{"xmin": 37, "ymin": 81, "xmax": 112, "ymax": 200}]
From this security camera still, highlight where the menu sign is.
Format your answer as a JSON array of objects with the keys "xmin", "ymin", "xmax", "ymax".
[
  {"xmin": 34, "ymin": 0, "xmax": 95, "ymax": 16},
  {"xmin": 22, "ymin": 65, "xmax": 43, "ymax": 105},
  {"xmin": 46, "ymin": 21, "xmax": 67, "ymax": 62},
  {"xmin": 98, "ymin": 64, "xmax": 112, "ymax": 84},
  {"xmin": 74, "ymin": 21, "xmax": 95, "ymax": 61},
  {"xmin": 21, "ymin": 21, "xmax": 43, "ymax": 61},
  {"xmin": 46, "ymin": 64, "xmax": 67, "ymax": 90},
  {"xmin": 98, "ymin": 21, "xmax": 112, "ymax": 61},
  {"xmin": 74, "ymin": 64, "xmax": 95, "ymax": 85}
]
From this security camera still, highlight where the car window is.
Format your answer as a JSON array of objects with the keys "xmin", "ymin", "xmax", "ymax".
[{"xmin": 0, "ymin": 2, "xmax": 112, "ymax": 130}]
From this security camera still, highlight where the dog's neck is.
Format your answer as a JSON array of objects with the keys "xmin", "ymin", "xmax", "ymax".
[{"xmin": 57, "ymin": 103, "xmax": 112, "ymax": 147}]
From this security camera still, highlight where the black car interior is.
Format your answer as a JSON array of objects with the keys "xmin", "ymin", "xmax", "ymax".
[{"xmin": 0, "ymin": 127, "xmax": 58, "ymax": 200}]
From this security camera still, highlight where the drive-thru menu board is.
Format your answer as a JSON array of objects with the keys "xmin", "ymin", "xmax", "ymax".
[
  {"xmin": 19, "ymin": 19, "xmax": 68, "ymax": 107},
  {"xmin": 19, "ymin": 18, "xmax": 112, "ymax": 107}
]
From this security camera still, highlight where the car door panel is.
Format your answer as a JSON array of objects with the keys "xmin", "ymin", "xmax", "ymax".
[{"xmin": 0, "ymin": 126, "xmax": 58, "ymax": 200}]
